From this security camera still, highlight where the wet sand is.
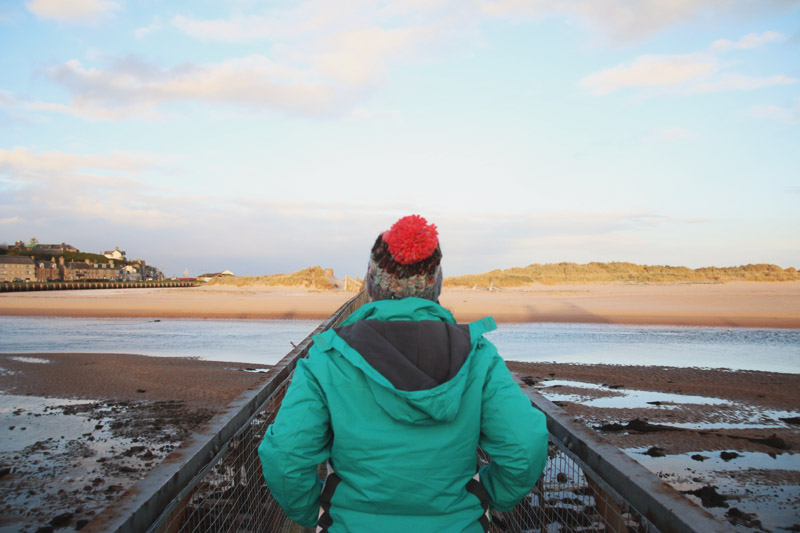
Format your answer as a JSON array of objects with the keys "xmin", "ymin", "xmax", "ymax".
[
  {"xmin": 0, "ymin": 353, "xmax": 271, "ymax": 532},
  {"xmin": 0, "ymin": 354, "xmax": 798, "ymax": 531},
  {"xmin": 0, "ymin": 352, "xmax": 270, "ymax": 409},
  {"xmin": 509, "ymin": 361, "xmax": 800, "ymax": 531},
  {"xmin": 508, "ymin": 361, "xmax": 800, "ymax": 454},
  {"xmin": 1, "ymin": 281, "xmax": 799, "ymax": 327}
]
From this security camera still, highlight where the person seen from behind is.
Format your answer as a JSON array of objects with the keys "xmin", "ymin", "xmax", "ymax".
[{"xmin": 259, "ymin": 215, "xmax": 548, "ymax": 532}]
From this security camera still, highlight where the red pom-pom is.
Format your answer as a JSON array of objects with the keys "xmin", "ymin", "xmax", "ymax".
[{"xmin": 383, "ymin": 215, "xmax": 438, "ymax": 265}]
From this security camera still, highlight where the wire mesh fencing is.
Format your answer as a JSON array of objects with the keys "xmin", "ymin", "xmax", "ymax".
[
  {"xmin": 155, "ymin": 403, "xmax": 658, "ymax": 533},
  {"xmin": 96, "ymin": 290, "xmax": 723, "ymax": 533},
  {"xmin": 155, "ymin": 379, "xmax": 294, "ymax": 533},
  {"xmin": 484, "ymin": 443, "xmax": 656, "ymax": 533},
  {"xmin": 145, "ymin": 291, "xmax": 370, "ymax": 533}
]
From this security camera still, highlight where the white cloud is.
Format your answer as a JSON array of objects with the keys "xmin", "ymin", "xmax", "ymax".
[
  {"xmin": 166, "ymin": 4, "xmax": 447, "ymax": 99},
  {"xmin": 710, "ymin": 31, "xmax": 783, "ymax": 52},
  {"xmin": 32, "ymin": 5, "xmax": 444, "ymax": 121},
  {"xmin": 581, "ymin": 53, "xmax": 716, "ymax": 94},
  {"xmin": 38, "ymin": 56, "xmax": 350, "ymax": 119},
  {"xmin": 134, "ymin": 17, "xmax": 162, "ymax": 39},
  {"xmin": 0, "ymin": 146, "xmax": 157, "ymax": 175},
  {"xmin": 26, "ymin": 0, "xmax": 118, "ymax": 23},
  {"xmin": 168, "ymin": 1, "xmax": 444, "ymax": 43},
  {"xmin": 313, "ymin": 25, "xmax": 439, "ymax": 85},
  {"xmin": 171, "ymin": 14, "xmax": 288, "ymax": 43},
  {"xmin": 748, "ymin": 98, "xmax": 800, "ymax": 124},
  {"xmin": 0, "ymin": 149, "xmax": 691, "ymax": 275},
  {"xmin": 692, "ymin": 73, "xmax": 796, "ymax": 93},
  {"xmin": 478, "ymin": 0, "xmax": 797, "ymax": 44},
  {"xmin": 582, "ymin": 31, "xmax": 796, "ymax": 95},
  {"xmin": 24, "ymin": 2, "xmax": 799, "ymax": 119},
  {"xmin": 0, "ymin": 147, "xmax": 185, "ymax": 229},
  {"xmin": 165, "ymin": 0, "xmax": 797, "ymax": 48}
]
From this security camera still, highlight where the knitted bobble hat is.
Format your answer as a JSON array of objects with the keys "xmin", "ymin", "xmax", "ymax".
[{"xmin": 365, "ymin": 215, "xmax": 443, "ymax": 302}]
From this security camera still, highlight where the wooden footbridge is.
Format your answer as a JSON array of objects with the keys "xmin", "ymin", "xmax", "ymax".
[{"xmin": 86, "ymin": 291, "xmax": 727, "ymax": 532}]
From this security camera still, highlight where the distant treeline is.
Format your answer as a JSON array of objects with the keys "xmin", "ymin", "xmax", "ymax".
[{"xmin": 443, "ymin": 262, "xmax": 799, "ymax": 287}]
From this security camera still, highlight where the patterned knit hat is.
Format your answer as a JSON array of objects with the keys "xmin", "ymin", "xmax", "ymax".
[{"xmin": 365, "ymin": 215, "xmax": 443, "ymax": 302}]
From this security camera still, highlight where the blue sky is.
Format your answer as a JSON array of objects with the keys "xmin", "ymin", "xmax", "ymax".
[{"xmin": 1, "ymin": 1, "xmax": 798, "ymax": 278}]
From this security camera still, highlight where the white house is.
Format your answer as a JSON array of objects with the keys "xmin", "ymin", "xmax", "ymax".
[{"xmin": 104, "ymin": 246, "xmax": 126, "ymax": 261}]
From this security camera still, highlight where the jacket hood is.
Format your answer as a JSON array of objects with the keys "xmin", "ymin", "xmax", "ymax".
[
  {"xmin": 312, "ymin": 298, "xmax": 496, "ymax": 425},
  {"xmin": 339, "ymin": 296, "xmax": 458, "ymax": 326}
]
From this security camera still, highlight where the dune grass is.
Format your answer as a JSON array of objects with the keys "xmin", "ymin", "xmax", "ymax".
[
  {"xmin": 208, "ymin": 266, "xmax": 337, "ymax": 289},
  {"xmin": 207, "ymin": 262, "xmax": 798, "ymax": 290},
  {"xmin": 443, "ymin": 262, "xmax": 799, "ymax": 288}
]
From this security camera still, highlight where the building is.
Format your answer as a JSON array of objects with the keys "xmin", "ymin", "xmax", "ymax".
[
  {"xmin": 124, "ymin": 259, "xmax": 163, "ymax": 281},
  {"xmin": 62, "ymin": 261, "xmax": 91, "ymax": 281},
  {"xmin": 13, "ymin": 239, "xmax": 78, "ymax": 255},
  {"xmin": 142, "ymin": 264, "xmax": 164, "ymax": 281},
  {"xmin": 0, "ymin": 256, "xmax": 35, "ymax": 282},
  {"xmin": 89, "ymin": 261, "xmax": 120, "ymax": 281},
  {"xmin": 103, "ymin": 246, "xmax": 126, "ymax": 261},
  {"xmin": 61, "ymin": 259, "xmax": 121, "ymax": 281},
  {"xmin": 36, "ymin": 242, "xmax": 78, "ymax": 255},
  {"xmin": 198, "ymin": 269, "xmax": 234, "ymax": 282},
  {"xmin": 35, "ymin": 259, "xmax": 61, "ymax": 281},
  {"xmin": 122, "ymin": 264, "xmax": 141, "ymax": 281}
]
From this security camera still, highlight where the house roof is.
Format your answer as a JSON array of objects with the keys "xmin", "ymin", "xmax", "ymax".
[{"xmin": 0, "ymin": 256, "xmax": 35, "ymax": 265}]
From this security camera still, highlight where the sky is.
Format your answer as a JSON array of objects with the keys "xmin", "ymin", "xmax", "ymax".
[{"xmin": 1, "ymin": 0, "xmax": 798, "ymax": 278}]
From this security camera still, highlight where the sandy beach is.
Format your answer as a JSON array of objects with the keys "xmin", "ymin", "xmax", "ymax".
[{"xmin": 1, "ymin": 281, "xmax": 799, "ymax": 328}]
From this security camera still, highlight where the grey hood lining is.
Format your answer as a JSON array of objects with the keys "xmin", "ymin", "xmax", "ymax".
[{"xmin": 335, "ymin": 320, "xmax": 471, "ymax": 392}]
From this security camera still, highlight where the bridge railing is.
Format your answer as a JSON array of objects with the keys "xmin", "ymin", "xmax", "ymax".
[{"xmin": 88, "ymin": 290, "xmax": 725, "ymax": 532}]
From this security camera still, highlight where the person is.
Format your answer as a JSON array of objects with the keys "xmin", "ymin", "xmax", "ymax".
[{"xmin": 259, "ymin": 214, "xmax": 548, "ymax": 532}]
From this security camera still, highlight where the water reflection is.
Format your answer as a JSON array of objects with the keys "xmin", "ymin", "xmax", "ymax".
[{"xmin": 486, "ymin": 322, "xmax": 800, "ymax": 373}]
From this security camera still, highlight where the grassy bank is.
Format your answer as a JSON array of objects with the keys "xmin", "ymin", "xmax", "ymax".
[
  {"xmin": 208, "ymin": 266, "xmax": 338, "ymax": 289},
  {"xmin": 444, "ymin": 262, "xmax": 799, "ymax": 288}
]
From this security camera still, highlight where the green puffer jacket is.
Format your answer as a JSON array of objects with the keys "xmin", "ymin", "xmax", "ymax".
[{"xmin": 258, "ymin": 297, "xmax": 548, "ymax": 532}]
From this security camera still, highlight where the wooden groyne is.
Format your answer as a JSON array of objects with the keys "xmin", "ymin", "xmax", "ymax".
[{"xmin": 0, "ymin": 280, "xmax": 199, "ymax": 292}]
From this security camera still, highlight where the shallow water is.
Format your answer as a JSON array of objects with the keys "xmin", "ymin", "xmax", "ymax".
[
  {"xmin": 537, "ymin": 378, "xmax": 732, "ymax": 409},
  {"xmin": 0, "ymin": 316, "xmax": 320, "ymax": 365},
  {"xmin": 0, "ymin": 395, "xmax": 94, "ymax": 454},
  {"xmin": 485, "ymin": 322, "xmax": 800, "ymax": 373},
  {"xmin": 0, "ymin": 316, "xmax": 798, "ymax": 372},
  {"xmin": 536, "ymin": 378, "xmax": 800, "ymax": 430},
  {"xmin": 630, "ymin": 447, "xmax": 800, "ymax": 531}
]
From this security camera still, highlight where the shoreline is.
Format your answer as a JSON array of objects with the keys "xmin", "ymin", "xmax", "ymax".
[{"xmin": 0, "ymin": 281, "xmax": 799, "ymax": 328}]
